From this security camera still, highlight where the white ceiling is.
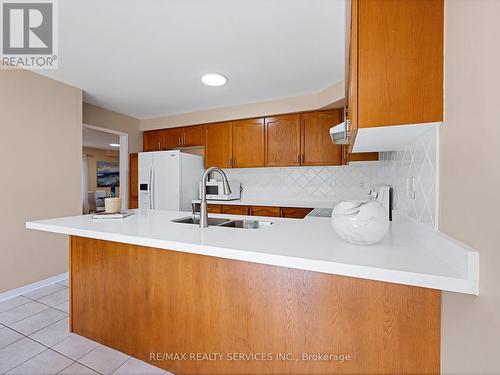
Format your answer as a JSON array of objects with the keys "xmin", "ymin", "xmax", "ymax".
[
  {"xmin": 83, "ymin": 127, "xmax": 120, "ymax": 150},
  {"xmin": 40, "ymin": 0, "xmax": 345, "ymax": 119}
]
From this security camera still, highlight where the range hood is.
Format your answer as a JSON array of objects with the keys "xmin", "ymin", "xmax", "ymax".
[{"xmin": 329, "ymin": 120, "xmax": 349, "ymax": 145}]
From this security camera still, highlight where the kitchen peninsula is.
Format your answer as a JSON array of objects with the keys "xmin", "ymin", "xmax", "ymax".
[{"xmin": 26, "ymin": 209, "xmax": 478, "ymax": 374}]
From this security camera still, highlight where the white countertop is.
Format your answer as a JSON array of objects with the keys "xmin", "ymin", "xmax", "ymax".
[
  {"xmin": 192, "ymin": 199, "xmax": 335, "ymax": 208},
  {"xmin": 26, "ymin": 209, "xmax": 479, "ymax": 295}
]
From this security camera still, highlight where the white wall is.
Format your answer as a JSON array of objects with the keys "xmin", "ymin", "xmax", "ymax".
[
  {"xmin": 439, "ymin": 0, "xmax": 500, "ymax": 373},
  {"xmin": 0, "ymin": 69, "xmax": 82, "ymax": 293}
]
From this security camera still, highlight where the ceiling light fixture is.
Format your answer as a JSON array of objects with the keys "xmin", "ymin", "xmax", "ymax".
[
  {"xmin": 201, "ymin": 73, "xmax": 228, "ymax": 87},
  {"xmin": 110, "ymin": 143, "xmax": 120, "ymax": 147}
]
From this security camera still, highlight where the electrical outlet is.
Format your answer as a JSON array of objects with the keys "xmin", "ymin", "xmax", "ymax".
[{"xmin": 406, "ymin": 177, "xmax": 416, "ymax": 200}]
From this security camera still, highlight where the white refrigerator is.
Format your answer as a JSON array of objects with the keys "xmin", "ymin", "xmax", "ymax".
[{"xmin": 138, "ymin": 150, "xmax": 204, "ymax": 211}]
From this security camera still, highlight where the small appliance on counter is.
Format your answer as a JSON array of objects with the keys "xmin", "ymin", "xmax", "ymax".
[
  {"xmin": 199, "ymin": 180, "xmax": 241, "ymax": 201},
  {"xmin": 331, "ymin": 185, "xmax": 393, "ymax": 245}
]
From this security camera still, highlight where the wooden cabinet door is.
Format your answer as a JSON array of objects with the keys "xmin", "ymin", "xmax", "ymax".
[
  {"xmin": 205, "ymin": 122, "xmax": 233, "ymax": 168},
  {"xmin": 357, "ymin": 0, "xmax": 443, "ymax": 127},
  {"xmin": 301, "ymin": 110, "xmax": 343, "ymax": 166},
  {"xmin": 129, "ymin": 153, "xmax": 138, "ymax": 209},
  {"xmin": 143, "ymin": 130, "xmax": 162, "ymax": 151},
  {"xmin": 232, "ymin": 118, "xmax": 265, "ymax": 168},
  {"xmin": 183, "ymin": 125, "xmax": 206, "ymax": 147},
  {"xmin": 346, "ymin": 0, "xmax": 359, "ymax": 152},
  {"xmin": 207, "ymin": 204, "xmax": 223, "ymax": 214},
  {"xmin": 265, "ymin": 114, "xmax": 301, "ymax": 167},
  {"xmin": 222, "ymin": 205, "xmax": 249, "ymax": 215},
  {"xmin": 250, "ymin": 206, "xmax": 281, "ymax": 217},
  {"xmin": 280, "ymin": 207, "xmax": 313, "ymax": 219},
  {"xmin": 162, "ymin": 128, "xmax": 183, "ymax": 149}
]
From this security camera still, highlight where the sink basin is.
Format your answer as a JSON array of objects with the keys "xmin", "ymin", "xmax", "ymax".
[
  {"xmin": 171, "ymin": 216, "xmax": 230, "ymax": 226},
  {"xmin": 218, "ymin": 220, "xmax": 273, "ymax": 229}
]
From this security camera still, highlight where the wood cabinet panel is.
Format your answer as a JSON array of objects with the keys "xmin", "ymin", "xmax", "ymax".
[
  {"xmin": 222, "ymin": 205, "xmax": 249, "ymax": 216},
  {"xmin": 250, "ymin": 206, "xmax": 281, "ymax": 217},
  {"xmin": 347, "ymin": 0, "xmax": 359, "ymax": 152},
  {"xmin": 183, "ymin": 125, "xmax": 206, "ymax": 147},
  {"xmin": 205, "ymin": 122, "xmax": 233, "ymax": 168},
  {"xmin": 357, "ymin": 0, "xmax": 444, "ymax": 127},
  {"xmin": 280, "ymin": 207, "xmax": 313, "ymax": 219},
  {"xmin": 129, "ymin": 153, "xmax": 138, "ymax": 209},
  {"xmin": 265, "ymin": 114, "xmax": 301, "ymax": 167},
  {"xmin": 232, "ymin": 118, "xmax": 265, "ymax": 168},
  {"xmin": 207, "ymin": 204, "xmax": 223, "ymax": 214},
  {"xmin": 301, "ymin": 110, "xmax": 344, "ymax": 166},
  {"xmin": 143, "ymin": 130, "xmax": 162, "ymax": 151},
  {"xmin": 162, "ymin": 127, "xmax": 183, "ymax": 149},
  {"xmin": 71, "ymin": 236, "xmax": 441, "ymax": 375}
]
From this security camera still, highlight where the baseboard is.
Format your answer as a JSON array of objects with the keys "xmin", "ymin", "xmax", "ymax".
[{"xmin": 0, "ymin": 272, "xmax": 69, "ymax": 302}]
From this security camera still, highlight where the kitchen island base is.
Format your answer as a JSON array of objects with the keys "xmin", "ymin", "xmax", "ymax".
[{"xmin": 69, "ymin": 236, "xmax": 440, "ymax": 374}]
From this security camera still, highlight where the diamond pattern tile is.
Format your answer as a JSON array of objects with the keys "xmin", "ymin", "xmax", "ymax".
[
  {"xmin": 222, "ymin": 126, "xmax": 437, "ymax": 228},
  {"xmin": 378, "ymin": 126, "xmax": 437, "ymax": 228}
]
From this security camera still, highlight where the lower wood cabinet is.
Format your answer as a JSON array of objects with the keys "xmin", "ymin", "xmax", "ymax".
[
  {"xmin": 207, "ymin": 204, "xmax": 223, "ymax": 214},
  {"xmin": 222, "ymin": 204, "xmax": 250, "ymax": 215},
  {"xmin": 205, "ymin": 204, "xmax": 312, "ymax": 219},
  {"xmin": 280, "ymin": 207, "xmax": 313, "ymax": 219},
  {"xmin": 250, "ymin": 205, "xmax": 281, "ymax": 217}
]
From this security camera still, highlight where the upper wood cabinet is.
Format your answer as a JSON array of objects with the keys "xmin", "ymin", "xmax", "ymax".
[
  {"xmin": 143, "ymin": 130, "xmax": 163, "ymax": 152},
  {"xmin": 183, "ymin": 125, "xmax": 206, "ymax": 147},
  {"xmin": 301, "ymin": 110, "xmax": 344, "ymax": 166},
  {"xmin": 265, "ymin": 114, "xmax": 301, "ymax": 167},
  {"xmin": 205, "ymin": 122, "xmax": 233, "ymax": 168},
  {"xmin": 143, "ymin": 126, "xmax": 206, "ymax": 151},
  {"xmin": 162, "ymin": 127, "xmax": 184, "ymax": 149},
  {"xmin": 350, "ymin": 0, "xmax": 444, "ymax": 129},
  {"xmin": 232, "ymin": 118, "xmax": 265, "ymax": 168}
]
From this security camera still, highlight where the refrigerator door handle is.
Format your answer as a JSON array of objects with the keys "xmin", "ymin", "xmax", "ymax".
[
  {"xmin": 152, "ymin": 168, "xmax": 156, "ymax": 210},
  {"xmin": 148, "ymin": 167, "xmax": 153, "ymax": 209}
]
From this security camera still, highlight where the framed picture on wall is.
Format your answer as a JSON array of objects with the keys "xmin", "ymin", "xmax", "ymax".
[{"xmin": 96, "ymin": 161, "xmax": 119, "ymax": 187}]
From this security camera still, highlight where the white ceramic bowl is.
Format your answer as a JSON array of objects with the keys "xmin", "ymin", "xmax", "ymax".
[{"xmin": 331, "ymin": 200, "xmax": 389, "ymax": 245}]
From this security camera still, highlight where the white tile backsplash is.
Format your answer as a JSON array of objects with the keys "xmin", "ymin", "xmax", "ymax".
[
  {"xmin": 223, "ymin": 162, "xmax": 380, "ymax": 204},
  {"xmin": 378, "ymin": 125, "xmax": 438, "ymax": 228},
  {"xmin": 222, "ymin": 125, "xmax": 438, "ymax": 227}
]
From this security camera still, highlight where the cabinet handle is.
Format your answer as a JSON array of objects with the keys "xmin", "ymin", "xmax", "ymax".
[{"xmin": 158, "ymin": 142, "xmax": 160, "ymax": 150}]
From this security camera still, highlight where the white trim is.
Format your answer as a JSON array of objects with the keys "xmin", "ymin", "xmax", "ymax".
[
  {"xmin": 0, "ymin": 273, "xmax": 69, "ymax": 302},
  {"xmin": 83, "ymin": 123, "xmax": 127, "ymax": 136},
  {"xmin": 119, "ymin": 134, "xmax": 129, "ymax": 210}
]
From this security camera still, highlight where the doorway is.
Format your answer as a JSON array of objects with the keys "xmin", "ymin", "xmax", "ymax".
[{"xmin": 82, "ymin": 124, "xmax": 129, "ymax": 214}]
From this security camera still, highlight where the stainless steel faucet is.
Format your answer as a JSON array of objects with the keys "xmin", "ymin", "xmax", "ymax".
[{"xmin": 199, "ymin": 167, "xmax": 232, "ymax": 228}]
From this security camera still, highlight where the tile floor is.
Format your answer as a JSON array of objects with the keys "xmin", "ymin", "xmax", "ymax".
[{"xmin": 0, "ymin": 280, "xmax": 172, "ymax": 375}]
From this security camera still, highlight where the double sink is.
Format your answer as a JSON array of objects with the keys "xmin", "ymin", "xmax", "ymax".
[{"xmin": 172, "ymin": 216, "xmax": 273, "ymax": 229}]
